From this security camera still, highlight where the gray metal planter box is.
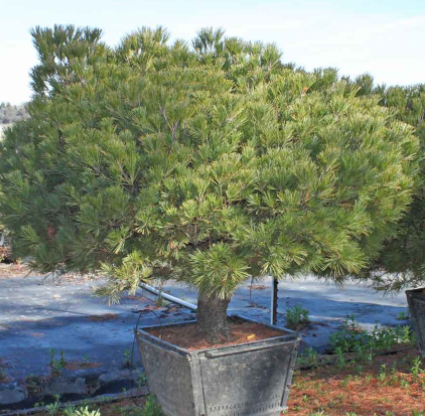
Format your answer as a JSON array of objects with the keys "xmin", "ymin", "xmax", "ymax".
[
  {"xmin": 406, "ymin": 287, "xmax": 425, "ymax": 355},
  {"xmin": 136, "ymin": 316, "xmax": 300, "ymax": 416}
]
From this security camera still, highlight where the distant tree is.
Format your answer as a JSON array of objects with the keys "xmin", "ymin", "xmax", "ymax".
[
  {"xmin": 0, "ymin": 103, "xmax": 29, "ymax": 124},
  {"xmin": 0, "ymin": 26, "xmax": 419, "ymax": 342}
]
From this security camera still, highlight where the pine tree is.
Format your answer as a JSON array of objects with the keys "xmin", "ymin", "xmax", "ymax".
[
  {"xmin": 367, "ymin": 84, "xmax": 425, "ymax": 291},
  {"xmin": 0, "ymin": 26, "xmax": 419, "ymax": 342}
]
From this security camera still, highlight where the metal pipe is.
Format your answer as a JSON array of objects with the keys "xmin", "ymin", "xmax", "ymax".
[
  {"xmin": 139, "ymin": 282, "xmax": 197, "ymax": 311},
  {"xmin": 271, "ymin": 277, "xmax": 278, "ymax": 325},
  {"xmin": 141, "ymin": 279, "xmax": 278, "ymax": 325}
]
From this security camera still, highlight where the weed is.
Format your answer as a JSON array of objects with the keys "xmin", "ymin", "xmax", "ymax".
[
  {"xmin": 410, "ymin": 356, "xmax": 424, "ymax": 379},
  {"xmin": 73, "ymin": 406, "xmax": 101, "ymax": 416},
  {"xmin": 46, "ymin": 395, "xmax": 61, "ymax": 415},
  {"xmin": 63, "ymin": 406, "xmax": 76, "ymax": 416},
  {"xmin": 400, "ymin": 377, "xmax": 410, "ymax": 389},
  {"xmin": 0, "ymin": 367, "xmax": 7, "ymax": 382},
  {"xmin": 62, "ymin": 404, "xmax": 101, "ymax": 416},
  {"xmin": 49, "ymin": 349, "xmax": 66, "ymax": 374},
  {"xmin": 136, "ymin": 373, "xmax": 147, "ymax": 389},
  {"xmin": 330, "ymin": 316, "xmax": 415, "ymax": 366},
  {"xmin": 335, "ymin": 347, "xmax": 346, "ymax": 368},
  {"xmin": 155, "ymin": 294, "xmax": 165, "ymax": 307},
  {"xmin": 60, "ymin": 351, "xmax": 66, "ymax": 366},
  {"xmin": 123, "ymin": 349, "xmax": 132, "ymax": 368},
  {"xmin": 397, "ymin": 311, "xmax": 410, "ymax": 320},
  {"xmin": 127, "ymin": 396, "xmax": 164, "ymax": 416},
  {"xmin": 341, "ymin": 374, "xmax": 353, "ymax": 387},
  {"xmin": 330, "ymin": 316, "xmax": 371, "ymax": 354},
  {"xmin": 297, "ymin": 347, "xmax": 319, "ymax": 367},
  {"xmin": 25, "ymin": 374, "xmax": 44, "ymax": 396},
  {"xmin": 377, "ymin": 364, "xmax": 387, "ymax": 382},
  {"xmin": 389, "ymin": 372, "xmax": 399, "ymax": 386},
  {"xmin": 354, "ymin": 364, "xmax": 364, "ymax": 374}
]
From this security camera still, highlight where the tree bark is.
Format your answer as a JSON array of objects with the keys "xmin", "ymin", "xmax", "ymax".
[{"xmin": 197, "ymin": 291, "xmax": 231, "ymax": 344}]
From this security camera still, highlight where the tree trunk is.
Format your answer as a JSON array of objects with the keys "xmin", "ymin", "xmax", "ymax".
[{"xmin": 197, "ymin": 291, "xmax": 230, "ymax": 344}]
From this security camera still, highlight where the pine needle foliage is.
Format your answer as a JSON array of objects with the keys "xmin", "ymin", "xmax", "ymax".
[
  {"xmin": 0, "ymin": 26, "xmax": 419, "ymax": 305},
  {"xmin": 310, "ymin": 73, "xmax": 425, "ymax": 292},
  {"xmin": 367, "ymin": 84, "xmax": 425, "ymax": 291}
]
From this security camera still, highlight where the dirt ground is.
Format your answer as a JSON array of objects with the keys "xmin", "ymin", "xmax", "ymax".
[
  {"xmin": 0, "ymin": 263, "xmax": 30, "ymax": 279},
  {"xmin": 0, "ymin": 263, "xmax": 98, "ymax": 283}
]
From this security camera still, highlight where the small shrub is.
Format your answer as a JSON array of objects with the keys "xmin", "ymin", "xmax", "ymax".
[
  {"xmin": 330, "ymin": 316, "xmax": 415, "ymax": 358},
  {"xmin": 285, "ymin": 305, "xmax": 310, "ymax": 330}
]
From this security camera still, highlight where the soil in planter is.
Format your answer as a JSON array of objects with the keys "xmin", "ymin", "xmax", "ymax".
[{"xmin": 146, "ymin": 318, "xmax": 287, "ymax": 351}]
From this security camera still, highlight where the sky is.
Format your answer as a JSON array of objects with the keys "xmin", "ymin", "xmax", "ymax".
[{"xmin": 1, "ymin": 0, "xmax": 425, "ymax": 105}]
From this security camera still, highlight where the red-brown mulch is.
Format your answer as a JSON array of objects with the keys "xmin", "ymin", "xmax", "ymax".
[
  {"xmin": 146, "ymin": 319, "xmax": 287, "ymax": 351},
  {"xmin": 288, "ymin": 347, "xmax": 425, "ymax": 415}
]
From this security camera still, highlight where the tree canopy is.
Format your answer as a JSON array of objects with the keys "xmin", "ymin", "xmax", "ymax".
[{"xmin": 0, "ymin": 26, "xmax": 419, "ymax": 306}]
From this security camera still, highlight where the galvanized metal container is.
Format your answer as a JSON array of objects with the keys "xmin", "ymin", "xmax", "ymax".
[
  {"xmin": 136, "ymin": 316, "xmax": 300, "ymax": 416},
  {"xmin": 406, "ymin": 287, "xmax": 425, "ymax": 355}
]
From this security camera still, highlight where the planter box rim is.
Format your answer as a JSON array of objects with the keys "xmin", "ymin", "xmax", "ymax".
[
  {"xmin": 136, "ymin": 314, "xmax": 300, "ymax": 356},
  {"xmin": 406, "ymin": 286, "xmax": 425, "ymax": 294}
]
